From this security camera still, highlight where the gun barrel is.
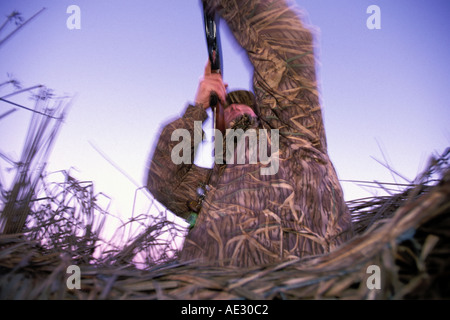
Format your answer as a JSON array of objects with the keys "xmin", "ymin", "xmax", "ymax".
[
  {"xmin": 203, "ymin": 5, "xmax": 221, "ymax": 74},
  {"xmin": 202, "ymin": 2, "xmax": 225, "ymax": 134}
]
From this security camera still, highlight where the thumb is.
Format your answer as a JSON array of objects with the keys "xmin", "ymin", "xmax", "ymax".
[{"xmin": 204, "ymin": 60, "xmax": 211, "ymax": 76}]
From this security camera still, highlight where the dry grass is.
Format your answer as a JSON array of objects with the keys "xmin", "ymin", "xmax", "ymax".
[{"xmin": 0, "ymin": 148, "xmax": 448, "ymax": 300}]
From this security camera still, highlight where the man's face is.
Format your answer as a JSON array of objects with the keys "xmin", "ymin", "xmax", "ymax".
[{"xmin": 224, "ymin": 104, "xmax": 256, "ymax": 128}]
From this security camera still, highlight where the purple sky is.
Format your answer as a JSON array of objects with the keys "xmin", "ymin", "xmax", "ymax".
[{"xmin": 1, "ymin": 0, "xmax": 449, "ymax": 226}]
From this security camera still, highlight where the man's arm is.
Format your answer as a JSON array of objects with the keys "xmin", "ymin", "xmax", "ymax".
[
  {"xmin": 205, "ymin": 0, "xmax": 327, "ymax": 154},
  {"xmin": 147, "ymin": 61, "xmax": 227, "ymax": 219},
  {"xmin": 147, "ymin": 105, "xmax": 210, "ymax": 219}
]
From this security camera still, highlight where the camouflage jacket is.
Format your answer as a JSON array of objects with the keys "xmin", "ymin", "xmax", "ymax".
[{"xmin": 147, "ymin": 0, "xmax": 353, "ymax": 267}]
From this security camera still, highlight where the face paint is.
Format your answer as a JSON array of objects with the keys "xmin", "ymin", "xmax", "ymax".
[{"xmin": 224, "ymin": 104, "xmax": 256, "ymax": 127}]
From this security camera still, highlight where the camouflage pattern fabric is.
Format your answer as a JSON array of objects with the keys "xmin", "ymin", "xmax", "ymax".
[{"xmin": 147, "ymin": 0, "xmax": 353, "ymax": 267}]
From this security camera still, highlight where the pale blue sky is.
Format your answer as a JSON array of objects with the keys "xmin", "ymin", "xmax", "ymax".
[{"xmin": 1, "ymin": 0, "xmax": 449, "ymax": 223}]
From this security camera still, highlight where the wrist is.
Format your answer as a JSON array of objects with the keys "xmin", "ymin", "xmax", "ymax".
[{"xmin": 195, "ymin": 100, "xmax": 208, "ymax": 110}]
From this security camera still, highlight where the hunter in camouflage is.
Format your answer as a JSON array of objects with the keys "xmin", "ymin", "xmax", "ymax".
[{"xmin": 147, "ymin": 0, "xmax": 353, "ymax": 267}]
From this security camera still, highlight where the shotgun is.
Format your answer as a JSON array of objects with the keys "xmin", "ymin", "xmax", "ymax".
[{"xmin": 202, "ymin": 1, "xmax": 225, "ymax": 135}]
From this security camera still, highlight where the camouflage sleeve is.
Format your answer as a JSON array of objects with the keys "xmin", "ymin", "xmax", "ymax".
[
  {"xmin": 205, "ymin": 0, "xmax": 327, "ymax": 154},
  {"xmin": 146, "ymin": 105, "xmax": 211, "ymax": 219}
]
